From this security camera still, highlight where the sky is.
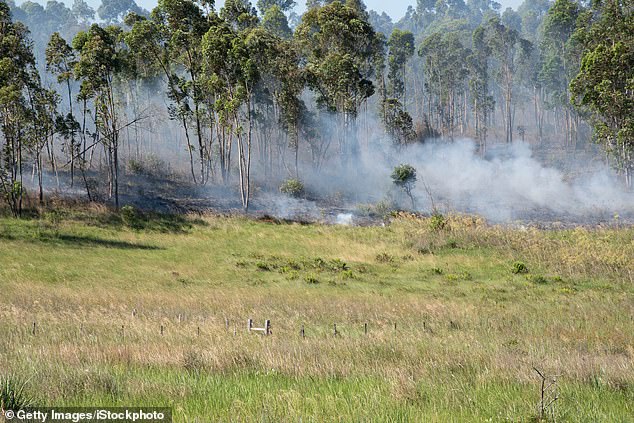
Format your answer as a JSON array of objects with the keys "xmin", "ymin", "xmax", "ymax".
[
  {"xmin": 197, "ymin": 1, "xmax": 525, "ymax": 19},
  {"xmin": 21, "ymin": 0, "xmax": 525, "ymax": 20}
]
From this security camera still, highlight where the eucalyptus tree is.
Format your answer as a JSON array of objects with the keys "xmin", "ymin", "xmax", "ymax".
[
  {"xmin": 72, "ymin": 24, "xmax": 130, "ymax": 208},
  {"xmin": 295, "ymin": 0, "xmax": 380, "ymax": 163},
  {"xmin": 419, "ymin": 31, "xmax": 471, "ymax": 138},
  {"xmin": 27, "ymin": 84, "xmax": 59, "ymax": 205},
  {"xmin": 46, "ymin": 32, "xmax": 79, "ymax": 185},
  {"xmin": 387, "ymin": 29, "xmax": 415, "ymax": 104},
  {"xmin": 468, "ymin": 24, "xmax": 493, "ymax": 150},
  {"xmin": 202, "ymin": 3, "xmax": 259, "ymax": 209},
  {"xmin": 97, "ymin": 0, "xmax": 144, "ymax": 24},
  {"xmin": 261, "ymin": 5, "xmax": 292, "ymax": 38},
  {"xmin": 0, "ymin": 2, "xmax": 40, "ymax": 216},
  {"xmin": 540, "ymin": 0, "xmax": 582, "ymax": 146},
  {"xmin": 72, "ymin": 0, "xmax": 95, "ymax": 24},
  {"xmin": 149, "ymin": 0, "xmax": 212, "ymax": 184},
  {"xmin": 571, "ymin": 0, "xmax": 634, "ymax": 187},
  {"xmin": 244, "ymin": 25, "xmax": 305, "ymax": 177},
  {"xmin": 484, "ymin": 16, "xmax": 531, "ymax": 143}
]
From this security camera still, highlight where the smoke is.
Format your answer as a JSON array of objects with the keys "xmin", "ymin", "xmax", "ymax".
[
  {"xmin": 369, "ymin": 139, "xmax": 633, "ymax": 223},
  {"xmin": 269, "ymin": 137, "xmax": 633, "ymax": 224}
]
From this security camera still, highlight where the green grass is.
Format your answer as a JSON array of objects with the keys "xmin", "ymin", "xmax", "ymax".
[{"xmin": 0, "ymin": 208, "xmax": 632, "ymax": 421}]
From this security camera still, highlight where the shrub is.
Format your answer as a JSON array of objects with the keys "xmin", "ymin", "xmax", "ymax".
[
  {"xmin": 375, "ymin": 252, "xmax": 394, "ymax": 263},
  {"xmin": 0, "ymin": 375, "xmax": 33, "ymax": 411},
  {"xmin": 279, "ymin": 179, "xmax": 304, "ymax": 198},
  {"xmin": 256, "ymin": 261, "xmax": 271, "ymax": 271},
  {"xmin": 391, "ymin": 164, "xmax": 417, "ymax": 208},
  {"xmin": 340, "ymin": 270, "xmax": 356, "ymax": 279},
  {"xmin": 120, "ymin": 205, "xmax": 141, "ymax": 228},
  {"xmin": 304, "ymin": 274, "xmax": 319, "ymax": 284},
  {"xmin": 429, "ymin": 212, "xmax": 447, "ymax": 231},
  {"xmin": 285, "ymin": 270, "xmax": 299, "ymax": 280},
  {"xmin": 511, "ymin": 261, "xmax": 529, "ymax": 274},
  {"xmin": 527, "ymin": 275, "xmax": 549, "ymax": 284}
]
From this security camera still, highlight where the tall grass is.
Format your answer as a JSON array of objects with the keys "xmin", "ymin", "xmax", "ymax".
[{"xmin": 0, "ymin": 208, "xmax": 632, "ymax": 421}]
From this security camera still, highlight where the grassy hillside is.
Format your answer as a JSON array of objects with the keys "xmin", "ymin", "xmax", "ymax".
[{"xmin": 0, "ymin": 207, "xmax": 632, "ymax": 421}]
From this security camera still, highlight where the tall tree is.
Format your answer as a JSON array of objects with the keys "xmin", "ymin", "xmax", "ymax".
[
  {"xmin": 202, "ymin": 4, "xmax": 259, "ymax": 209},
  {"xmin": 468, "ymin": 24, "xmax": 493, "ymax": 150},
  {"xmin": 484, "ymin": 16, "xmax": 530, "ymax": 143},
  {"xmin": 46, "ymin": 32, "xmax": 79, "ymax": 186},
  {"xmin": 387, "ymin": 29, "xmax": 415, "ymax": 104},
  {"xmin": 571, "ymin": 0, "xmax": 634, "ymax": 187},
  {"xmin": 73, "ymin": 24, "xmax": 130, "ymax": 208},
  {"xmin": 149, "ymin": 0, "xmax": 212, "ymax": 184},
  {"xmin": 97, "ymin": 0, "xmax": 144, "ymax": 24},
  {"xmin": 419, "ymin": 31, "xmax": 471, "ymax": 138},
  {"xmin": 540, "ymin": 0, "xmax": 582, "ymax": 146},
  {"xmin": 295, "ymin": 0, "xmax": 380, "ymax": 163},
  {"xmin": 0, "ymin": 2, "xmax": 41, "ymax": 216}
]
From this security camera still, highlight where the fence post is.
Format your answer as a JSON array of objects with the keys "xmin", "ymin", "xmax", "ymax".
[
  {"xmin": 32, "ymin": 321, "xmax": 36, "ymax": 336},
  {"xmin": 248, "ymin": 319, "xmax": 253, "ymax": 333},
  {"xmin": 265, "ymin": 320, "xmax": 271, "ymax": 336},
  {"xmin": 333, "ymin": 323, "xmax": 338, "ymax": 337},
  {"xmin": 364, "ymin": 322, "xmax": 368, "ymax": 335},
  {"xmin": 160, "ymin": 324, "xmax": 164, "ymax": 336},
  {"xmin": 301, "ymin": 324, "xmax": 305, "ymax": 339}
]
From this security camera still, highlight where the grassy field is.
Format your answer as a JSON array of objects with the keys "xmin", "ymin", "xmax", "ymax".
[{"xmin": 0, "ymin": 206, "xmax": 633, "ymax": 422}]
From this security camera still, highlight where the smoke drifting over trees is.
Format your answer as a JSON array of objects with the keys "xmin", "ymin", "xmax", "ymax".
[{"xmin": 0, "ymin": 0, "xmax": 632, "ymax": 221}]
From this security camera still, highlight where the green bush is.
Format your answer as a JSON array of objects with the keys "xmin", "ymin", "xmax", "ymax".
[
  {"xmin": 120, "ymin": 205, "xmax": 141, "ymax": 228},
  {"xmin": 526, "ymin": 275, "xmax": 549, "ymax": 284},
  {"xmin": 256, "ymin": 261, "xmax": 271, "ymax": 271},
  {"xmin": 340, "ymin": 270, "xmax": 356, "ymax": 279},
  {"xmin": 429, "ymin": 212, "xmax": 447, "ymax": 231},
  {"xmin": 511, "ymin": 261, "xmax": 529, "ymax": 274},
  {"xmin": 279, "ymin": 179, "xmax": 305, "ymax": 198},
  {"xmin": 304, "ymin": 274, "xmax": 319, "ymax": 284},
  {"xmin": 0, "ymin": 375, "xmax": 33, "ymax": 411},
  {"xmin": 375, "ymin": 252, "xmax": 394, "ymax": 263}
]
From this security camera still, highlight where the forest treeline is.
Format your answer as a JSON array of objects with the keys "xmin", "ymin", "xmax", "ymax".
[{"xmin": 0, "ymin": 0, "xmax": 632, "ymax": 215}]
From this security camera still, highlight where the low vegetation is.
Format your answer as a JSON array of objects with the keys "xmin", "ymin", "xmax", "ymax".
[{"xmin": 0, "ymin": 208, "xmax": 632, "ymax": 421}]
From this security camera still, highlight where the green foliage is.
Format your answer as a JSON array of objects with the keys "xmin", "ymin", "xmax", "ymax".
[
  {"xmin": 279, "ymin": 179, "xmax": 305, "ymax": 198},
  {"xmin": 429, "ymin": 212, "xmax": 447, "ymax": 231},
  {"xmin": 526, "ymin": 274, "xmax": 549, "ymax": 284},
  {"xmin": 391, "ymin": 164, "xmax": 417, "ymax": 186},
  {"xmin": 375, "ymin": 252, "xmax": 394, "ymax": 263},
  {"xmin": 0, "ymin": 375, "xmax": 33, "ymax": 411},
  {"xmin": 304, "ymin": 273, "xmax": 319, "ymax": 284},
  {"xmin": 570, "ymin": 0, "xmax": 634, "ymax": 185},
  {"xmin": 391, "ymin": 164, "xmax": 417, "ymax": 208},
  {"xmin": 387, "ymin": 29, "xmax": 414, "ymax": 101},
  {"xmin": 431, "ymin": 267, "xmax": 443, "ymax": 275},
  {"xmin": 120, "ymin": 205, "xmax": 140, "ymax": 228},
  {"xmin": 256, "ymin": 261, "xmax": 271, "ymax": 271},
  {"xmin": 511, "ymin": 261, "xmax": 529, "ymax": 274}
]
